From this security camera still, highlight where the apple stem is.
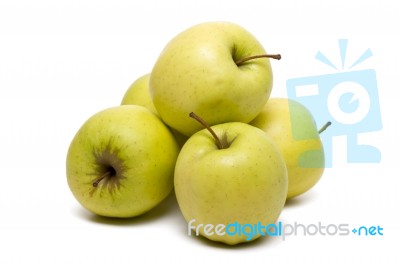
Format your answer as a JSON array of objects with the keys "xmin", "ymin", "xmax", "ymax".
[
  {"xmin": 318, "ymin": 121, "xmax": 332, "ymax": 134},
  {"xmin": 235, "ymin": 54, "xmax": 281, "ymax": 66},
  {"xmin": 92, "ymin": 170, "xmax": 112, "ymax": 187},
  {"xmin": 189, "ymin": 112, "xmax": 226, "ymax": 149}
]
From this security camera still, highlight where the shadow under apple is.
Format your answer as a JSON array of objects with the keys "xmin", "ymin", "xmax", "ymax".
[
  {"xmin": 284, "ymin": 190, "xmax": 318, "ymax": 209},
  {"xmin": 182, "ymin": 227, "xmax": 284, "ymax": 250},
  {"xmin": 73, "ymin": 190, "xmax": 181, "ymax": 226}
]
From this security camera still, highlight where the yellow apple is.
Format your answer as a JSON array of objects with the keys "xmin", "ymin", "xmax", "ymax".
[
  {"xmin": 150, "ymin": 21, "xmax": 279, "ymax": 136},
  {"xmin": 66, "ymin": 106, "xmax": 179, "ymax": 217},
  {"xmin": 250, "ymin": 98, "xmax": 325, "ymax": 199},
  {"xmin": 175, "ymin": 113, "xmax": 288, "ymax": 245},
  {"xmin": 121, "ymin": 74, "xmax": 158, "ymax": 115},
  {"xmin": 121, "ymin": 74, "xmax": 188, "ymax": 147}
]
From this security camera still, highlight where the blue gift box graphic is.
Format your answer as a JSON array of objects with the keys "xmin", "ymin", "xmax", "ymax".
[{"xmin": 286, "ymin": 39, "xmax": 382, "ymax": 167}]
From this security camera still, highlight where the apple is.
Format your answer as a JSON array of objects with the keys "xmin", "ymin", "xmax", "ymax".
[
  {"xmin": 121, "ymin": 74, "xmax": 158, "ymax": 116},
  {"xmin": 174, "ymin": 113, "xmax": 288, "ymax": 245},
  {"xmin": 150, "ymin": 21, "xmax": 280, "ymax": 136},
  {"xmin": 250, "ymin": 98, "xmax": 329, "ymax": 199},
  {"xmin": 121, "ymin": 73, "xmax": 188, "ymax": 147},
  {"xmin": 66, "ymin": 105, "xmax": 179, "ymax": 218}
]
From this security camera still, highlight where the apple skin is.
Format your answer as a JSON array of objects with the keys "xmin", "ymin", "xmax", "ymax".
[
  {"xmin": 121, "ymin": 74, "xmax": 158, "ymax": 116},
  {"xmin": 66, "ymin": 105, "xmax": 179, "ymax": 218},
  {"xmin": 174, "ymin": 122, "xmax": 288, "ymax": 245},
  {"xmin": 250, "ymin": 98, "xmax": 325, "ymax": 199},
  {"xmin": 121, "ymin": 74, "xmax": 188, "ymax": 147},
  {"xmin": 150, "ymin": 21, "xmax": 273, "ymax": 136}
]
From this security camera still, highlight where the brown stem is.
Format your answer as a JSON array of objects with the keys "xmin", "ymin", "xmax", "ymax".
[
  {"xmin": 189, "ymin": 112, "xmax": 226, "ymax": 149},
  {"xmin": 235, "ymin": 54, "xmax": 281, "ymax": 66},
  {"xmin": 92, "ymin": 170, "xmax": 111, "ymax": 187},
  {"xmin": 318, "ymin": 121, "xmax": 332, "ymax": 134}
]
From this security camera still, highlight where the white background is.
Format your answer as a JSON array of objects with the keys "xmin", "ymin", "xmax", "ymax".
[{"xmin": 1, "ymin": 0, "xmax": 399, "ymax": 265}]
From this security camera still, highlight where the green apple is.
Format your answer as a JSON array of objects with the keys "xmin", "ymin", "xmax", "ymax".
[
  {"xmin": 121, "ymin": 73, "xmax": 158, "ymax": 115},
  {"xmin": 174, "ymin": 113, "xmax": 288, "ymax": 245},
  {"xmin": 150, "ymin": 21, "xmax": 280, "ymax": 136},
  {"xmin": 120, "ymin": 73, "xmax": 188, "ymax": 147},
  {"xmin": 250, "ymin": 98, "xmax": 327, "ymax": 199},
  {"xmin": 66, "ymin": 105, "xmax": 179, "ymax": 218}
]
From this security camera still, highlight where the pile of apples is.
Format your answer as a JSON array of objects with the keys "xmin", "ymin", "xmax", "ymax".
[{"xmin": 66, "ymin": 21, "xmax": 327, "ymax": 245}]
